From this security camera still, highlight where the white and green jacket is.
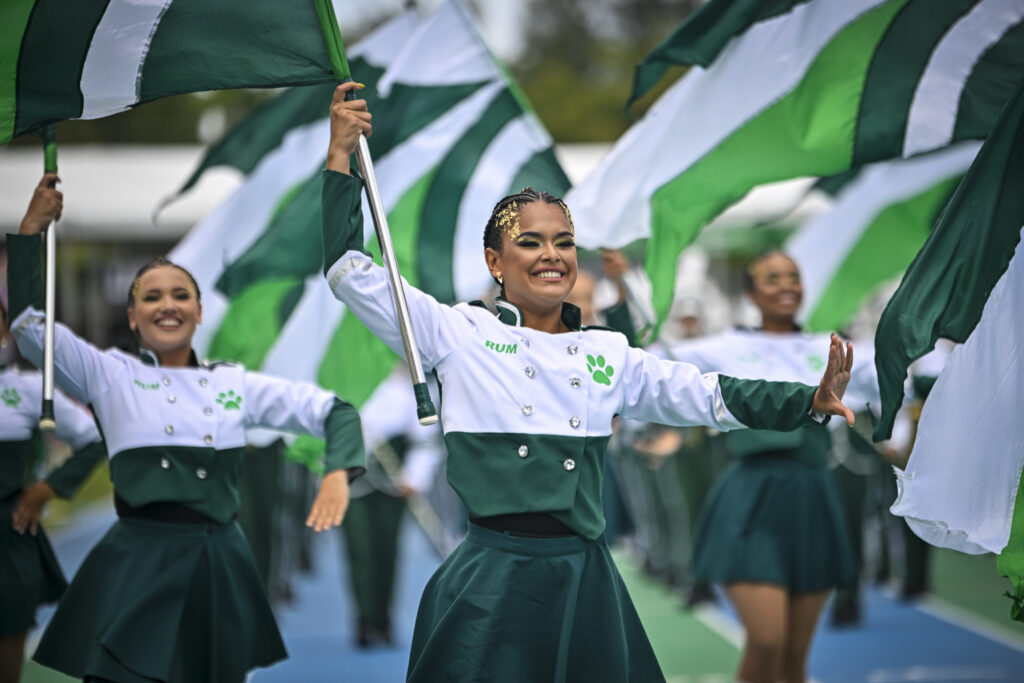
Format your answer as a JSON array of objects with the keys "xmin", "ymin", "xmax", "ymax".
[
  {"xmin": 322, "ymin": 170, "xmax": 827, "ymax": 539},
  {"xmin": 0, "ymin": 365, "xmax": 105, "ymax": 501},
  {"xmin": 6, "ymin": 234, "xmax": 364, "ymax": 524}
]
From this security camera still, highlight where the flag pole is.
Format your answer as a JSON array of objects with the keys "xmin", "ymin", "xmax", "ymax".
[
  {"xmin": 313, "ymin": 0, "xmax": 438, "ymax": 426},
  {"xmin": 39, "ymin": 125, "xmax": 58, "ymax": 431}
]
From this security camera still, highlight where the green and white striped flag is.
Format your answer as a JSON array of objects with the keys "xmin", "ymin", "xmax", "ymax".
[
  {"xmin": 1, "ymin": 0, "xmax": 348, "ymax": 145},
  {"xmin": 787, "ymin": 142, "xmax": 979, "ymax": 332},
  {"xmin": 877, "ymin": 79, "xmax": 1024, "ymax": 619},
  {"xmin": 569, "ymin": 0, "xmax": 1024, "ymax": 330},
  {"xmin": 169, "ymin": 0, "xmax": 569, "ymax": 453}
]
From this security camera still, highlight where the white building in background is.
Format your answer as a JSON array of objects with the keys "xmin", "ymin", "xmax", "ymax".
[{"xmin": 1, "ymin": 143, "xmax": 830, "ymax": 347}]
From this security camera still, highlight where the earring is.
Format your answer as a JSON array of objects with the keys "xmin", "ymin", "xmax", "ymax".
[{"xmin": 496, "ymin": 273, "xmax": 503, "ymax": 285}]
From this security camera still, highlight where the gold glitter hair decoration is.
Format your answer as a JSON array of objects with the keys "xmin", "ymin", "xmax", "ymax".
[{"xmin": 496, "ymin": 200, "xmax": 521, "ymax": 241}]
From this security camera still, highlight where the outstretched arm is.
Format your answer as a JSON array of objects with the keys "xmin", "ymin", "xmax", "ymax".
[{"xmin": 320, "ymin": 83, "xmax": 474, "ymax": 370}]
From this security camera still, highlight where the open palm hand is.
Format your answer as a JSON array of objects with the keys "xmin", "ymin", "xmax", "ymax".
[{"xmin": 812, "ymin": 333, "xmax": 855, "ymax": 426}]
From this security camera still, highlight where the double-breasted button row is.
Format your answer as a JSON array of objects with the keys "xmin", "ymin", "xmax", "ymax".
[{"xmin": 158, "ymin": 459, "xmax": 210, "ymax": 479}]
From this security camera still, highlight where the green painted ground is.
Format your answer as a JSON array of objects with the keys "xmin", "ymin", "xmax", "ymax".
[
  {"xmin": 930, "ymin": 547, "xmax": 1024, "ymax": 637},
  {"xmin": 613, "ymin": 552, "xmax": 739, "ymax": 682}
]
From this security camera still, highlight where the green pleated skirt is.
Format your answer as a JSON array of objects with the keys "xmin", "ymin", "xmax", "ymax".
[
  {"xmin": 0, "ymin": 494, "xmax": 67, "ymax": 637},
  {"xmin": 33, "ymin": 517, "xmax": 286, "ymax": 683},
  {"xmin": 408, "ymin": 523, "xmax": 665, "ymax": 683},
  {"xmin": 693, "ymin": 454, "xmax": 855, "ymax": 594}
]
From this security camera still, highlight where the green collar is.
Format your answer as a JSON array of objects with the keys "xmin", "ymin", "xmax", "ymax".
[
  {"xmin": 139, "ymin": 347, "xmax": 201, "ymax": 368},
  {"xmin": 492, "ymin": 298, "xmax": 582, "ymax": 331}
]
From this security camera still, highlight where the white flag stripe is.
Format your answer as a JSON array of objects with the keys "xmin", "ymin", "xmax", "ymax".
[
  {"xmin": 359, "ymin": 80, "xmax": 505, "ymax": 243},
  {"xmin": 261, "ymin": 276, "xmax": 348, "ymax": 384},
  {"xmin": 377, "ymin": 1, "xmax": 496, "ymax": 97},
  {"xmin": 452, "ymin": 115, "xmax": 552, "ymax": 301},
  {"xmin": 353, "ymin": 10, "xmax": 420, "ymax": 69},
  {"xmin": 903, "ymin": 0, "xmax": 1024, "ymax": 157},
  {"xmin": 79, "ymin": 0, "xmax": 173, "ymax": 119},
  {"xmin": 789, "ymin": 142, "xmax": 981, "ymax": 319},
  {"xmin": 891, "ymin": 225, "xmax": 1024, "ymax": 554},
  {"xmin": 171, "ymin": 118, "xmax": 329, "ymax": 354},
  {"xmin": 569, "ymin": 0, "xmax": 887, "ymax": 249}
]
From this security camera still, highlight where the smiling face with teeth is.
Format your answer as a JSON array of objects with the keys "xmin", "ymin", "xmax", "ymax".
[
  {"xmin": 485, "ymin": 200, "xmax": 578, "ymax": 321},
  {"xmin": 127, "ymin": 264, "xmax": 202, "ymax": 366},
  {"xmin": 746, "ymin": 251, "xmax": 803, "ymax": 332}
]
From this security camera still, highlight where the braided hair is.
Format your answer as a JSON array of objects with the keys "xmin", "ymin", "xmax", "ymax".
[{"xmin": 482, "ymin": 187, "xmax": 575, "ymax": 289}]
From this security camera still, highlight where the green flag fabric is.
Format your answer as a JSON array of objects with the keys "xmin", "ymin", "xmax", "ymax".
[
  {"xmin": 880, "ymin": 78, "xmax": 1024, "ymax": 620},
  {"xmin": 569, "ymin": 0, "xmax": 1024, "ymax": 332},
  {"xmin": 1, "ymin": 0, "xmax": 351, "ymax": 145},
  {"xmin": 787, "ymin": 142, "xmax": 978, "ymax": 333},
  {"xmin": 169, "ymin": 0, "xmax": 570, "ymax": 454}
]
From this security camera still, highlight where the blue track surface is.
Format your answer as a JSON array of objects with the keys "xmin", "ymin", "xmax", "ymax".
[{"xmin": 33, "ymin": 506, "xmax": 1024, "ymax": 682}]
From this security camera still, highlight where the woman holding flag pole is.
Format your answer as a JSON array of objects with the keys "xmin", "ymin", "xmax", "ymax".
[
  {"xmin": 8, "ymin": 175, "xmax": 366, "ymax": 683},
  {"xmin": 322, "ymin": 81, "xmax": 859, "ymax": 682}
]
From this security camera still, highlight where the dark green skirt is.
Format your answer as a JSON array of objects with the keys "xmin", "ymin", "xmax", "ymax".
[
  {"xmin": 0, "ymin": 495, "xmax": 67, "ymax": 637},
  {"xmin": 693, "ymin": 454, "xmax": 855, "ymax": 593},
  {"xmin": 33, "ymin": 517, "xmax": 286, "ymax": 683},
  {"xmin": 408, "ymin": 523, "xmax": 665, "ymax": 683}
]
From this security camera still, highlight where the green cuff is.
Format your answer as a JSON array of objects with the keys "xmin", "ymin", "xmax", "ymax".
[
  {"xmin": 323, "ymin": 398, "xmax": 365, "ymax": 478},
  {"xmin": 5, "ymin": 233, "xmax": 44, "ymax": 319},
  {"xmin": 718, "ymin": 375, "xmax": 822, "ymax": 432},
  {"xmin": 45, "ymin": 440, "xmax": 106, "ymax": 499},
  {"xmin": 321, "ymin": 169, "xmax": 368, "ymax": 275}
]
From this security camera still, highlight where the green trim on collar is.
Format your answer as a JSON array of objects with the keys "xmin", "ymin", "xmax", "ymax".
[
  {"xmin": 138, "ymin": 348, "xmax": 202, "ymax": 368},
  {"xmin": 492, "ymin": 298, "xmax": 582, "ymax": 331}
]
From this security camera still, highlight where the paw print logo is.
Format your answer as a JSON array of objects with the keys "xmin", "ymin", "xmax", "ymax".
[
  {"xmin": 216, "ymin": 390, "xmax": 243, "ymax": 411},
  {"xmin": 586, "ymin": 354, "xmax": 614, "ymax": 386},
  {"xmin": 1, "ymin": 387, "xmax": 21, "ymax": 408}
]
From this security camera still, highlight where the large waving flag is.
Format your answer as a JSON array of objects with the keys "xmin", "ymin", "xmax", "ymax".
[
  {"xmin": 169, "ymin": 0, "xmax": 569, "ymax": 452},
  {"xmin": 569, "ymin": 0, "xmax": 1024, "ymax": 329},
  {"xmin": 788, "ymin": 142, "xmax": 979, "ymax": 332},
  {"xmin": 876, "ymin": 78, "xmax": 1024, "ymax": 619},
  {"xmin": 1, "ymin": 0, "xmax": 349, "ymax": 145}
]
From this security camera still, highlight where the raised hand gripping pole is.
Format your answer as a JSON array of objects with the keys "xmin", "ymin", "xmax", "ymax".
[
  {"xmin": 313, "ymin": 0, "xmax": 436, "ymax": 425},
  {"xmin": 347, "ymin": 87, "xmax": 438, "ymax": 426},
  {"xmin": 40, "ymin": 127, "xmax": 58, "ymax": 431}
]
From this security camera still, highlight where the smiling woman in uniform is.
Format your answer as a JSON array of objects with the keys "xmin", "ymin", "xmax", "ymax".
[
  {"xmin": 321, "ymin": 81, "xmax": 856, "ymax": 682},
  {"xmin": 7, "ymin": 174, "xmax": 365, "ymax": 683},
  {"xmin": 671, "ymin": 251, "xmax": 883, "ymax": 683}
]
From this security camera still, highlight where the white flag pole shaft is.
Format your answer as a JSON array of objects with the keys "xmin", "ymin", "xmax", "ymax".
[
  {"xmin": 39, "ymin": 133, "xmax": 58, "ymax": 431},
  {"xmin": 350, "ymin": 121, "xmax": 438, "ymax": 426}
]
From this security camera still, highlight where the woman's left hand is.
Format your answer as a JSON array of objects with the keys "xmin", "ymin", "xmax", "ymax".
[
  {"xmin": 812, "ymin": 333, "xmax": 855, "ymax": 426},
  {"xmin": 12, "ymin": 481, "xmax": 54, "ymax": 535},
  {"xmin": 306, "ymin": 469, "xmax": 350, "ymax": 532}
]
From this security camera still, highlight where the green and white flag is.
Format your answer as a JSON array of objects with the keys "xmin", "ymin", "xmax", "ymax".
[
  {"xmin": 1, "ymin": 0, "xmax": 349, "ymax": 145},
  {"xmin": 876, "ymin": 79, "xmax": 1024, "ymax": 619},
  {"xmin": 787, "ymin": 142, "xmax": 979, "ymax": 333},
  {"xmin": 170, "ymin": 0, "xmax": 569, "ymax": 451},
  {"xmin": 569, "ymin": 0, "xmax": 1024, "ymax": 329}
]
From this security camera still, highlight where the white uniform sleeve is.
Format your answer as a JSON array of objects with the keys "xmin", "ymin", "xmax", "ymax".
[
  {"xmin": 325, "ymin": 253, "xmax": 475, "ymax": 371},
  {"xmin": 617, "ymin": 345, "xmax": 745, "ymax": 431},
  {"xmin": 12, "ymin": 308, "xmax": 127, "ymax": 405},
  {"xmin": 242, "ymin": 370, "xmax": 337, "ymax": 438}
]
